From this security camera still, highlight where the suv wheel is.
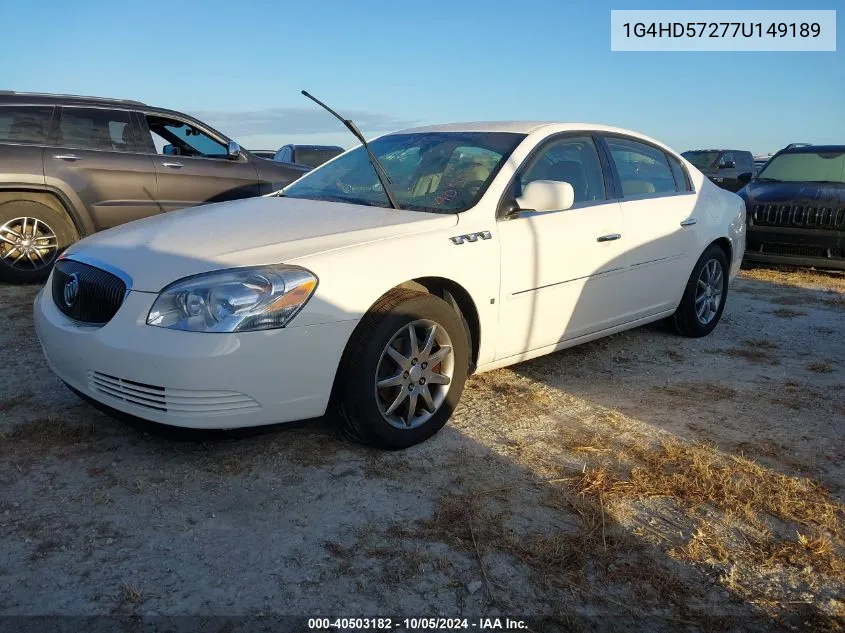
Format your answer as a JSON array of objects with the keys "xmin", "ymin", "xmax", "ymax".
[
  {"xmin": 0, "ymin": 200, "xmax": 78, "ymax": 284},
  {"xmin": 335, "ymin": 288, "xmax": 469, "ymax": 450}
]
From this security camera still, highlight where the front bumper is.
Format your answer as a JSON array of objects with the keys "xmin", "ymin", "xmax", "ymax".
[
  {"xmin": 746, "ymin": 225, "xmax": 844, "ymax": 270},
  {"xmin": 33, "ymin": 286, "xmax": 357, "ymax": 429}
]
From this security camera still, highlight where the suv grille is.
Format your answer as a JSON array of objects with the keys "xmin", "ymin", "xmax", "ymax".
[
  {"xmin": 51, "ymin": 259, "xmax": 126, "ymax": 324},
  {"xmin": 752, "ymin": 204, "xmax": 845, "ymax": 230}
]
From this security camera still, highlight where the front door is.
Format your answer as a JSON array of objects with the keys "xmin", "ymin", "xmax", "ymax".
[
  {"xmin": 44, "ymin": 106, "xmax": 158, "ymax": 230},
  {"xmin": 496, "ymin": 134, "xmax": 627, "ymax": 360},
  {"xmin": 139, "ymin": 113, "xmax": 259, "ymax": 211}
]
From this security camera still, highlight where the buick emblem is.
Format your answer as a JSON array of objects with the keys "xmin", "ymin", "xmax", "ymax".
[{"xmin": 63, "ymin": 273, "xmax": 80, "ymax": 308}]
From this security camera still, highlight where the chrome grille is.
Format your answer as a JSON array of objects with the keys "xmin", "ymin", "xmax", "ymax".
[
  {"xmin": 88, "ymin": 372, "xmax": 260, "ymax": 415},
  {"xmin": 752, "ymin": 204, "xmax": 845, "ymax": 230},
  {"xmin": 51, "ymin": 259, "xmax": 126, "ymax": 324}
]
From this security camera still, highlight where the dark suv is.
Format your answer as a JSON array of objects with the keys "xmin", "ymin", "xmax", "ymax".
[
  {"xmin": 0, "ymin": 92, "xmax": 309, "ymax": 283},
  {"xmin": 681, "ymin": 149, "xmax": 755, "ymax": 192},
  {"xmin": 740, "ymin": 145, "xmax": 844, "ymax": 269}
]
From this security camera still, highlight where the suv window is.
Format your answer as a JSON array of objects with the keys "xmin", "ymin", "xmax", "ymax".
[
  {"xmin": 0, "ymin": 106, "xmax": 53, "ymax": 145},
  {"xmin": 144, "ymin": 114, "xmax": 227, "ymax": 159},
  {"xmin": 719, "ymin": 152, "xmax": 735, "ymax": 168},
  {"xmin": 274, "ymin": 146, "xmax": 291, "ymax": 162},
  {"xmin": 606, "ymin": 137, "xmax": 676, "ymax": 197},
  {"xmin": 519, "ymin": 136, "xmax": 606, "ymax": 203},
  {"xmin": 57, "ymin": 107, "xmax": 135, "ymax": 151},
  {"xmin": 737, "ymin": 152, "xmax": 754, "ymax": 171}
]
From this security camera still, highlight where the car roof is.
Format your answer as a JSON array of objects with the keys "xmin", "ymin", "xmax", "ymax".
[
  {"xmin": 392, "ymin": 121, "xmax": 684, "ymax": 155},
  {"xmin": 291, "ymin": 144, "xmax": 344, "ymax": 150},
  {"xmin": 780, "ymin": 144, "xmax": 845, "ymax": 154},
  {"xmin": 684, "ymin": 149, "xmax": 749, "ymax": 153},
  {"xmin": 0, "ymin": 91, "xmax": 146, "ymax": 107}
]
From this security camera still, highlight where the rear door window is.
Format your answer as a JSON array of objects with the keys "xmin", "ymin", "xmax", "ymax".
[
  {"xmin": 0, "ymin": 106, "xmax": 53, "ymax": 145},
  {"xmin": 57, "ymin": 108, "xmax": 137, "ymax": 152},
  {"xmin": 605, "ymin": 136, "xmax": 677, "ymax": 197}
]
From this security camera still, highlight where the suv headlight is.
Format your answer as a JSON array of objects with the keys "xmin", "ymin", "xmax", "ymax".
[{"xmin": 146, "ymin": 266, "xmax": 317, "ymax": 333}]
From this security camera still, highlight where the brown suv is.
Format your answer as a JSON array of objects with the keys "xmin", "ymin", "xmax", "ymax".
[{"xmin": 0, "ymin": 91, "xmax": 309, "ymax": 283}]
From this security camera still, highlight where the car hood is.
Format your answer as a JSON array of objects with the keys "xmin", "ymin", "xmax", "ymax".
[
  {"xmin": 740, "ymin": 180, "xmax": 845, "ymax": 207},
  {"xmin": 63, "ymin": 197, "xmax": 457, "ymax": 292}
]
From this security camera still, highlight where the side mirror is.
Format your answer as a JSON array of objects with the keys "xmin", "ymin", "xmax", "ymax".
[
  {"xmin": 515, "ymin": 180, "xmax": 575, "ymax": 214},
  {"xmin": 227, "ymin": 141, "xmax": 241, "ymax": 159},
  {"xmin": 737, "ymin": 172, "xmax": 753, "ymax": 185},
  {"xmin": 162, "ymin": 144, "xmax": 178, "ymax": 156},
  {"xmin": 719, "ymin": 160, "xmax": 736, "ymax": 169}
]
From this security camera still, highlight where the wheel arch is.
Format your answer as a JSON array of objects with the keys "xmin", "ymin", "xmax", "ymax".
[
  {"xmin": 708, "ymin": 236, "xmax": 733, "ymax": 266},
  {"xmin": 0, "ymin": 186, "xmax": 91, "ymax": 237},
  {"xmin": 404, "ymin": 276, "xmax": 481, "ymax": 372}
]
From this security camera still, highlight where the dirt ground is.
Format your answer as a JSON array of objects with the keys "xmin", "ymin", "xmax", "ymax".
[{"xmin": 1, "ymin": 265, "xmax": 843, "ymax": 632}]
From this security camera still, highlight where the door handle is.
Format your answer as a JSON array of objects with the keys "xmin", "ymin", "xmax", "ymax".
[
  {"xmin": 680, "ymin": 218, "xmax": 697, "ymax": 227},
  {"xmin": 53, "ymin": 154, "xmax": 81, "ymax": 161},
  {"xmin": 162, "ymin": 162, "xmax": 184, "ymax": 169},
  {"xmin": 597, "ymin": 233, "xmax": 621, "ymax": 242}
]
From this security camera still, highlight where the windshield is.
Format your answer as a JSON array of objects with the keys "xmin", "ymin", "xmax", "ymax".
[
  {"xmin": 283, "ymin": 132, "xmax": 526, "ymax": 213},
  {"xmin": 296, "ymin": 147, "xmax": 343, "ymax": 168},
  {"xmin": 757, "ymin": 151, "xmax": 845, "ymax": 183},
  {"xmin": 682, "ymin": 151, "xmax": 719, "ymax": 170}
]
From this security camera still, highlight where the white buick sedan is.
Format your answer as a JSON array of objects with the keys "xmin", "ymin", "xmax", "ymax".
[{"xmin": 34, "ymin": 122, "xmax": 745, "ymax": 449}]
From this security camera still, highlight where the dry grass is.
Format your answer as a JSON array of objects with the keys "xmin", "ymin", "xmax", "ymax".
[
  {"xmin": 119, "ymin": 583, "xmax": 142, "ymax": 604},
  {"xmin": 768, "ymin": 307, "xmax": 809, "ymax": 319},
  {"xmin": 741, "ymin": 266, "xmax": 845, "ymax": 294},
  {"xmin": 806, "ymin": 360, "xmax": 835, "ymax": 374},
  {"xmin": 0, "ymin": 416, "xmax": 94, "ymax": 448},
  {"xmin": 577, "ymin": 439, "xmax": 842, "ymax": 537},
  {"xmin": 0, "ymin": 392, "xmax": 34, "ymax": 413},
  {"xmin": 710, "ymin": 340, "xmax": 781, "ymax": 365}
]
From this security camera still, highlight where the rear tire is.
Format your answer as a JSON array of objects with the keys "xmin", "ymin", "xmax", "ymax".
[
  {"xmin": 671, "ymin": 245, "xmax": 729, "ymax": 338},
  {"xmin": 0, "ymin": 199, "xmax": 78, "ymax": 284},
  {"xmin": 334, "ymin": 288, "xmax": 469, "ymax": 450}
]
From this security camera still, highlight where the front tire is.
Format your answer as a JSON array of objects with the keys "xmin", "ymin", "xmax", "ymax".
[
  {"xmin": 671, "ymin": 245, "xmax": 729, "ymax": 338},
  {"xmin": 335, "ymin": 289, "xmax": 469, "ymax": 450}
]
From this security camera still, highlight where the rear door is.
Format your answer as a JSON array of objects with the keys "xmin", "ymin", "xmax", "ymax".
[
  {"xmin": 0, "ymin": 104, "xmax": 53, "ymax": 187},
  {"xmin": 43, "ymin": 106, "xmax": 158, "ymax": 230},
  {"xmin": 138, "ymin": 112, "xmax": 259, "ymax": 211},
  {"xmin": 601, "ymin": 135, "xmax": 699, "ymax": 318}
]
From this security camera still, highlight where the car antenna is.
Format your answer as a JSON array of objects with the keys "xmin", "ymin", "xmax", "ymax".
[{"xmin": 301, "ymin": 90, "xmax": 399, "ymax": 210}]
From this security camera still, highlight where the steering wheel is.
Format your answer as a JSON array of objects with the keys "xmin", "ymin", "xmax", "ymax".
[{"xmin": 457, "ymin": 180, "xmax": 486, "ymax": 205}]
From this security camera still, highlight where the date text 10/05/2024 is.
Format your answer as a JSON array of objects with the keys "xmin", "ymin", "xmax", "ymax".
[{"xmin": 307, "ymin": 617, "xmax": 529, "ymax": 630}]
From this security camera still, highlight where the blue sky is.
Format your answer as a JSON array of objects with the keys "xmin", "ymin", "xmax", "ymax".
[{"xmin": 2, "ymin": 0, "xmax": 841, "ymax": 154}]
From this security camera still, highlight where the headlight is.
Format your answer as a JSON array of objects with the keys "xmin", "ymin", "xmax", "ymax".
[{"xmin": 146, "ymin": 266, "xmax": 317, "ymax": 333}]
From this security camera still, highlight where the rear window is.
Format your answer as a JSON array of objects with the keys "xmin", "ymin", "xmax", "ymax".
[
  {"xmin": 757, "ymin": 151, "xmax": 845, "ymax": 184},
  {"xmin": 295, "ymin": 147, "xmax": 343, "ymax": 168},
  {"xmin": 0, "ymin": 106, "xmax": 53, "ymax": 145},
  {"xmin": 682, "ymin": 151, "xmax": 719, "ymax": 170}
]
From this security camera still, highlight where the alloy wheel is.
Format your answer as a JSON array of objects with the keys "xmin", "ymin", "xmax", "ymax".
[
  {"xmin": 695, "ymin": 258, "xmax": 724, "ymax": 325},
  {"xmin": 374, "ymin": 319, "xmax": 454, "ymax": 429},
  {"xmin": 0, "ymin": 217, "xmax": 59, "ymax": 271}
]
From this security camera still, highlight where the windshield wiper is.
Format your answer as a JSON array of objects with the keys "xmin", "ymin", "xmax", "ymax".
[
  {"xmin": 301, "ymin": 90, "xmax": 399, "ymax": 210},
  {"xmin": 754, "ymin": 177, "xmax": 782, "ymax": 183}
]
